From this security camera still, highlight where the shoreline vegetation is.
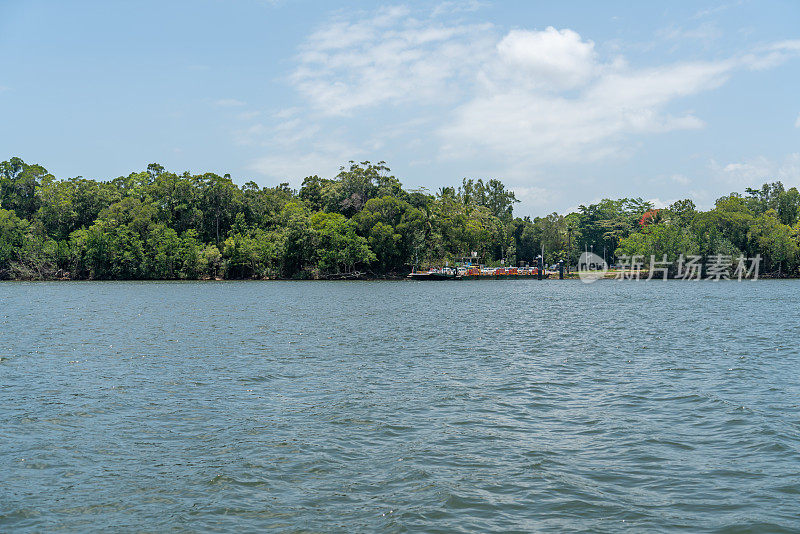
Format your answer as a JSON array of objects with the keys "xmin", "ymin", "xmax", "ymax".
[{"xmin": 2, "ymin": 156, "xmax": 800, "ymax": 281}]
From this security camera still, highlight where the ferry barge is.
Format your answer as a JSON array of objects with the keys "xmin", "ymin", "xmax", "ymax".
[{"xmin": 408, "ymin": 266, "xmax": 550, "ymax": 280}]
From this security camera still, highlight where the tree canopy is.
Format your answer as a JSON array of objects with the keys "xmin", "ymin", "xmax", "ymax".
[{"xmin": 1, "ymin": 156, "xmax": 799, "ymax": 279}]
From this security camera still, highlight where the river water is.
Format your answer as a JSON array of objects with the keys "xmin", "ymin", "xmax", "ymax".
[{"xmin": 2, "ymin": 280, "xmax": 799, "ymax": 532}]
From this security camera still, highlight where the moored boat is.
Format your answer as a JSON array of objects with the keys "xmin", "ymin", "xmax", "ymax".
[
  {"xmin": 407, "ymin": 267, "xmax": 460, "ymax": 280},
  {"xmin": 408, "ymin": 265, "xmax": 551, "ymax": 280}
]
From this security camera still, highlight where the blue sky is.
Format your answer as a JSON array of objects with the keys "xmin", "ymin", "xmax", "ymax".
[{"xmin": 1, "ymin": 0, "xmax": 799, "ymax": 216}]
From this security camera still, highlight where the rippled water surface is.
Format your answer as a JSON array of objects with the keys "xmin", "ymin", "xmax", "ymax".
[{"xmin": 2, "ymin": 280, "xmax": 800, "ymax": 532}]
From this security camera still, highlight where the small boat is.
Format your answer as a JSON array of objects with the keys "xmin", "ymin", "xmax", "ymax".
[{"xmin": 407, "ymin": 267, "xmax": 460, "ymax": 280}]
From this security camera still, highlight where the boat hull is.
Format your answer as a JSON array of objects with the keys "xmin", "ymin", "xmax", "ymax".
[
  {"xmin": 407, "ymin": 272, "xmax": 550, "ymax": 280},
  {"xmin": 461, "ymin": 273, "xmax": 550, "ymax": 280},
  {"xmin": 407, "ymin": 272, "xmax": 459, "ymax": 280}
]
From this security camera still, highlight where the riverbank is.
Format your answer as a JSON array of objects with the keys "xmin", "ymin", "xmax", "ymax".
[{"xmin": 3, "ymin": 265, "xmax": 796, "ymax": 282}]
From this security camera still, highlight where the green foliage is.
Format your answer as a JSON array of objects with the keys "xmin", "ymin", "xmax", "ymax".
[
  {"xmin": 3, "ymin": 155, "xmax": 800, "ymax": 279},
  {"xmin": 747, "ymin": 210, "xmax": 797, "ymax": 275},
  {"xmin": 458, "ymin": 178, "xmax": 518, "ymax": 221},
  {"xmin": 744, "ymin": 182, "xmax": 800, "ymax": 226},
  {"xmin": 0, "ymin": 208, "xmax": 29, "ymax": 275},
  {"xmin": 576, "ymin": 198, "xmax": 652, "ymax": 262},
  {"xmin": 355, "ymin": 196, "xmax": 424, "ymax": 272},
  {"xmin": 311, "ymin": 211, "xmax": 375, "ymax": 273},
  {"xmin": 223, "ymin": 214, "xmax": 282, "ymax": 278},
  {"xmin": 1, "ymin": 157, "xmax": 53, "ymax": 220},
  {"xmin": 324, "ymin": 161, "xmax": 404, "ymax": 217},
  {"xmin": 616, "ymin": 224, "xmax": 699, "ymax": 264},
  {"xmin": 666, "ymin": 199, "xmax": 697, "ymax": 227}
]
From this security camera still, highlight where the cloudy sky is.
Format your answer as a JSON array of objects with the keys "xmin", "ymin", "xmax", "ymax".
[{"xmin": 1, "ymin": 0, "xmax": 799, "ymax": 215}]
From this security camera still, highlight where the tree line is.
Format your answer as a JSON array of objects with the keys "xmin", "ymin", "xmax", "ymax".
[{"xmin": 1, "ymin": 156, "xmax": 799, "ymax": 279}]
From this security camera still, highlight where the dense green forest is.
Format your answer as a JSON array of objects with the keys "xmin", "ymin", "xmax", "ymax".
[{"xmin": 1, "ymin": 156, "xmax": 799, "ymax": 279}]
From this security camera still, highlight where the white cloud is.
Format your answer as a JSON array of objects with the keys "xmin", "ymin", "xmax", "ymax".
[
  {"xmin": 246, "ymin": 139, "xmax": 361, "ymax": 184},
  {"xmin": 236, "ymin": 110, "xmax": 261, "ymax": 120},
  {"xmin": 495, "ymin": 28, "xmax": 597, "ymax": 89},
  {"xmin": 247, "ymin": 6, "xmax": 800, "ymax": 198},
  {"xmin": 795, "ymin": 113, "xmax": 800, "ymax": 128},
  {"xmin": 647, "ymin": 198, "xmax": 674, "ymax": 209},
  {"xmin": 657, "ymin": 22, "xmax": 723, "ymax": 46},
  {"xmin": 711, "ymin": 153, "xmax": 800, "ymax": 188},
  {"xmin": 740, "ymin": 40, "xmax": 800, "ymax": 70},
  {"xmin": 511, "ymin": 185, "xmax": 558, "ymax": 210},
  {"xmin": 431, "ymin": 0, "xmax": 485, "ymax": 17},
  {"xmin": 214, "ymin": 98, "xmax": 246, "ymax": 107},
  {"xmin": 692, "ymin": 1, "xmax": 742, "ymax": 20},
  {"xmin": 233, "ymin": 123, "xmax": 269, "ymax": 146},
  {"xmin": 711, "ymin": 157, "xmax": 771, "ymax": 187},
  {"xmin": 439, "ymin": 58, "xmax": 721, "ymax": 165},
  {"xmin": 241, "ymin": 108, "xmax": 366, "ymax": 182},
  {"xmin": 291, "ymin": 6, "xmax": 495, "ymax": 114},
  {"xmin": 290, "ymin": 10, "xmax": 733, "ymax": 167},
  {"xmin": 440, "ymin": 35, "xmax": 800, "ymax": 166}
]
